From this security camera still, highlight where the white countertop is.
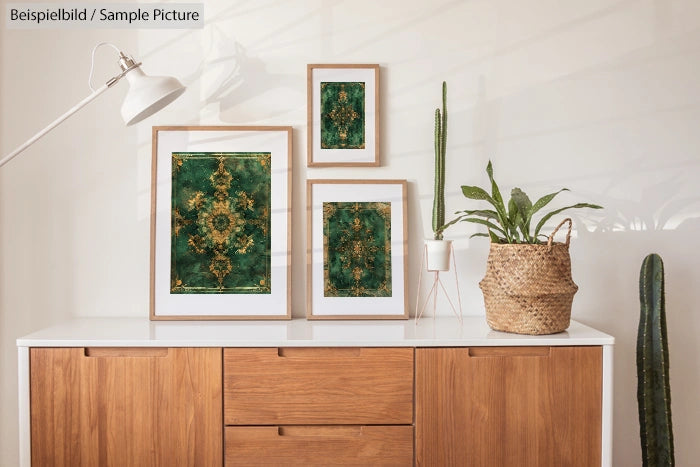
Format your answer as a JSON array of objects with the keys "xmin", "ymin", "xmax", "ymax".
[{"xmin": 17, "ymin": 317, "xmax": 614, "ymax": 347}]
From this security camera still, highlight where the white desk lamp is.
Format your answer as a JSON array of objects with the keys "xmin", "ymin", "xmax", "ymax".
[{"xmin": 0, "ymin": 42, "xmax": 186, "ymax": 168}]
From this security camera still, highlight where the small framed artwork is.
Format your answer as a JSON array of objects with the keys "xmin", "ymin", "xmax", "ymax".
[
  {"xmin": 307, "ymin": 64, "xmax": 380, "ymax": 167},
  {"xmin": 150, "ymin": 126, "xmax": 292, "ymax": 320},
  {"xmin": 306, "ymin": 179, "xmax": 408, "ymax": 319}
]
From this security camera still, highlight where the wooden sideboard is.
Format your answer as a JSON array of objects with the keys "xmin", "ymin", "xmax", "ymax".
[{"xmin": 17, "ymin": 318, "xmax": 614, "ymax": 466}]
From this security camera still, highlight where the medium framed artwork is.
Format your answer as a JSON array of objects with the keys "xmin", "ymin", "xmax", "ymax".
[
  {"xmin": 150, "ymin": 126, "xmax": 292, "ymax": 320},
  {"xmin": 306, "ymin": 179, "xmax": 408, "ymax": 319},
  {"xmin": 307, "ymin": 64, "xmax": 380, "ymax": 167}
]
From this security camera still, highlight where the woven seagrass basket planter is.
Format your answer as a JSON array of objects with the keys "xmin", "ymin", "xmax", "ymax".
[{"xmin": 479, "ymin": 218, "xmax": 578, "ymax": 335}]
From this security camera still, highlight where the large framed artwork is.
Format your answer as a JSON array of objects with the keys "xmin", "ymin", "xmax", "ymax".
[
  {"xmin": 307, "ymin": 64, "xmax": 380, "ymax": 167},
  {"xmin": 306, "ymin": 179, "xmax": 408, "ymax": 319},
  {"xmin": 150, "ymin": 126, "xmax": 292, "ymax": 320}
]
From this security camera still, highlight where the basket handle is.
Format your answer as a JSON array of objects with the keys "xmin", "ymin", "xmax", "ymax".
[{"xmin": 547, "ymin": 218, "xmax": 573, "ymax": 248}]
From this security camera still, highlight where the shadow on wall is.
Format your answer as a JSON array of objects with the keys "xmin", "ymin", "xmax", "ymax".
[
  {"xmin": 592, "ymin": 165, "xmax": 700, "ymax": 232},
  {"xmin": 185, "ymin": 26, "xmax": 302, "ymax": 122}
]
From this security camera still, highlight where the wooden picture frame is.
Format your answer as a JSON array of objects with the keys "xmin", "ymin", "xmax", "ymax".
[
  {"xmin": 150, "ymin": 126, "xmax": 292, "ymax": 320},
  {"xmin": 307, "ymin": 64, "xmax": 380, "ymax": 167},
  {"xmin": 306, "ymin": 179, "xmax": 408, "ymax": 319}
]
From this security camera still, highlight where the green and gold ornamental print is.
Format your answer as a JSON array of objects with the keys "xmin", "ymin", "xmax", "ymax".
[
  {"xmin": 320, "ymin": 82, "xmax": 366, "ymax": 149},
  {"xmin": 323, "ymin": 201, "xmax": 391, "ymax": 297},
  {"xmin": 171, "ymin": 152, "xmax": 271, "ymax": 294}
]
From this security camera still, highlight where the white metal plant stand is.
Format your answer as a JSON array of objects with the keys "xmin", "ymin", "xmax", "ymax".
[{"xmin": 415, "ymin": 243, "xmax": 463, "ymax": 323}]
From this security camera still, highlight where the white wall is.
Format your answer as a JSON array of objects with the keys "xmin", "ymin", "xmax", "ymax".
[{"xmin": 2, "ymin": 0, "xmax": 699, "ymax": 465}]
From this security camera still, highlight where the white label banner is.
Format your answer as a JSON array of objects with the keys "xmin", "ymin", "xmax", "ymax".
[{"xmin": 6, "ymin": 3, "xmax": 203, "ymax": 29}]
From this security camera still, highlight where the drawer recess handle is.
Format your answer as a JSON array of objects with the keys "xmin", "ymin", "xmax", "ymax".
[
  {"xmin": 277, "ymin": 347, "xmax": 361, "ymax": 358},
  {"xmin": 468, "ymin": 347, "xmax": 550, "ymax": 358},
  {"xmin": 277, "ymin": 426, "xmax": 363, "ymax": 437},
  {"xmin": 84, "ymin": 347, "xmax": 169, "ymax": 358}
]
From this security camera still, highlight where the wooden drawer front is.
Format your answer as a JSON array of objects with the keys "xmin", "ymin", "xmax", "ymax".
[
  {"xmin": 225, "ymin": 425, "xmax": 413, "ymax": 466},
  {"xmin": 224, "ymin": 347, "xmax": 413, "ymax": 425},
  {"xmin": 30, "ymin": 347, "xmax": 222, "ymax": 467}
]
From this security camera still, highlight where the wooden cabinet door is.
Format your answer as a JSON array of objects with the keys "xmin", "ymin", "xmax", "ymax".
[
  {"xmin": 416, "ymin": 346, "xmax": 602, "ymax": 467},
  {"xmin": 30, "ymin": 347, "xmax": 222, "ymax": 467}
]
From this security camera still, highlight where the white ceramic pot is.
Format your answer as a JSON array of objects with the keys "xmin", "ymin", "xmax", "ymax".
[{"xmin": 425, "ymin": 239, "xmax": 453, "ymax": 271}]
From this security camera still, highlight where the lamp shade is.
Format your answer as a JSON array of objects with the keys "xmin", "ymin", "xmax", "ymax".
[{"xmin": 120, "ymin": 67, "xmax": 186, "ymax": 125}]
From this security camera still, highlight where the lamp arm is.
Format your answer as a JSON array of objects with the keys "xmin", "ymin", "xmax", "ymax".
[
  {"xmin": 1, "ymin": 44, "xmax": 184, "ymax": 169},
  {"xmin": 0, "ymin": 82, "xmax": 113, "ymax": 169}
]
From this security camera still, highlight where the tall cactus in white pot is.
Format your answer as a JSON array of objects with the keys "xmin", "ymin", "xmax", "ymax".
[
  {"xmin": 426, "ymin": 81, "xmax": 452, "ymax": 271},
  {"xmin": 416, "ymin": 81, "xmax": 462, "ymax": 323}
]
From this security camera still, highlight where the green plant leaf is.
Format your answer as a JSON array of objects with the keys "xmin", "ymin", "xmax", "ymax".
[
  {"xmin": 515, "ymin": 211, "xmax": 531, "ymax": 243},
  {"xmin": 533, "ymin": 203, "xmax": 604, "ymax": 238},
  {"xmin": 485, "ymin": 161, "xmax": 510, "ymax": 240},
  {"xmin": 510, "ymin": 228, "xmax": 521, "ymax": 243},
  {"xmin": 511, "ymin": 188, "xmax": 533, "ymax": 235},
  {"xmin": 488, "ymin": 230, "xmax": 504, "ymax": 243},
  {"xmin": 460, "ymin": 186, "xmax": 508, "ymax": 242},
  {"xmin": 485, "ymin": 161, "xmax": 500, "ymax": 202},
  {"xmin": 505, "ymin": 198, "xmax": 520, "ymax": 242},
  {"xmin": 511, "ymin": 188, "xmax": 532, "ymax": 210},
  {"xmin": 508, "ymin": 197, "xmax": 518, "ymax": 224},
  {"xmin": 529, "ymin": 188, "xmax": 569, "ymax": 219},
  {"xmin": 455, "ymin": 209, "xmax": 499, "ymax": 219},
  {"xmin": 460, "ymin": 217, "xmax": 506, "ymax": 236},
  {"xmin": 436, "ymin": 208, "xmax": 498, "ymax": 237},
  {"xmin": 469, "ymin": 232, "xmax": 491, "ymax": 239},
  {"xmin": 461, "ymin": 185, "xmax": 496, "ymax": 203},
  {"xmin": 433, "ymin": 214, "xmax": 465, "ymax": 236},
  {"xmin": 456, "ymin": 161, "xmax": 603, "ymax": 244}
]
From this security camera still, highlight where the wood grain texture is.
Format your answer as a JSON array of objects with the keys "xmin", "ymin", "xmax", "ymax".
[
  {"xmin": 30, "ymin": 347, "xmax": 222, "ymax": 467},
  {"xmin": 224, "ymin": 347, "xmax": 413, "ymax": 425},
  {"xmin": 225, "ymin": 425, "xmax": 413, "ymax": 466},
  {"xmin": 415, "ymin": 346, "xmax": 602, "ymax": 467}
]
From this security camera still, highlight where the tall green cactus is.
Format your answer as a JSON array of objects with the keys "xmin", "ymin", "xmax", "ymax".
[
  {"xmin": 637, "ymin": 253, "xmax": 674, "ymax": 466},
  {"xmin": 432, "ymin": 81, "xmax": 447, "ymax": 240}
]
